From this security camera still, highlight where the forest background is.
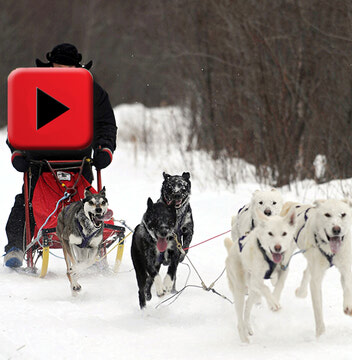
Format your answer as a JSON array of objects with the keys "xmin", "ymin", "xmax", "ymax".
[{"xmin": 2, "ymin": 0, "xmax": 352, "ymax": 186}]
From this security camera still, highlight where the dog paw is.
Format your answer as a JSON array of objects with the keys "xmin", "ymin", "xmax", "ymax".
[
  {"xmin": 238, "ymin": 326, "xmax": 250, "ymax": 343},
  {"xmin": 238, "ymin": 330, "xmax": 250, "ymax": 343},
  {"xmin": 295, "ymin": 287, "xmax": 308, "ymax": 298},
  {"xmin": 316, "ymin": 324, "xmax": 326, "ymax": 338},
  {"xmin": 246, "ymin": 324, "xmax": 254, "ymax": 336},
  {"xmin": 71, "ymin": 283, "xmax": 81, "ymax": 295},
  {"xmin": 344, "ymin": 306, "xmax": 352, "ymax": 316},
  {"xmin": 154, "ymin": 274, "xmax": 166, "ymax": 297},
  {"xmin": 146, "ymin": 291, "xmax": 152, "ymax": 301},
  {"xmin": 163, "ymin": 274, "xmax": 174, "ymax": 294},
  {"xmin": 269, "ymin": 302, "xmax": 281, "ymax": 312},
  {"xmin": 156, "ymin": 288, "xmax": 166, "ymax": 297}
]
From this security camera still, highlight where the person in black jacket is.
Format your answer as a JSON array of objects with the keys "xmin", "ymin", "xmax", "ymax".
[{"xmin": 4, "ymin": 43, "xmax": 117, "ymax": 267}]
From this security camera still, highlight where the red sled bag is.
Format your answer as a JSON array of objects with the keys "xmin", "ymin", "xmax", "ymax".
[{"xmin": 31, "ymin": 171, "xmax": 96, "ymax": 241}]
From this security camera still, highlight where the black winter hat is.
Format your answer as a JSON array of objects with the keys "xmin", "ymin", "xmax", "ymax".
[{"xmin": 36, "ymin": 43, "xmax": 93, "ymax": 69}]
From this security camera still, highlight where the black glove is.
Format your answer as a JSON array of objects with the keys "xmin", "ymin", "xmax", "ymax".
[
  {"xmin": 93, "ymin": 147, "xmax": 113, "ymax": 170},
  {"xmin": 11, "ymin": 151, "xmax": 30, "ymax": 172}
]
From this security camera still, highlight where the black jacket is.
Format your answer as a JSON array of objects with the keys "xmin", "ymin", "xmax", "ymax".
[{"xmin": 7, "ymin": 80, "xmax": 117, "ymax": 161}]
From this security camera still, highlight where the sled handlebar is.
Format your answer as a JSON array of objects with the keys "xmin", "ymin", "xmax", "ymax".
[{"xmin": 29, "ymin": 158, "xmax": 92, "ymax": 168}]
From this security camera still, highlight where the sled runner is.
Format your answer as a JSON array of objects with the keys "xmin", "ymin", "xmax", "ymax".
[{"xmin": 23, "ymin": 158, "xmax": 125, "ymax": 277}]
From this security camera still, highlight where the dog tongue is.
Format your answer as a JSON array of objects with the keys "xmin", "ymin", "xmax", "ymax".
[
  {"xmin": 99, "ymin": 209, "xmax": 113, "ymax": 221},
  {"xmin": 157, "ymin": 237, "xmax": 168, "ymax": 252},
  {"xmin": 329, "ymin": 237, "xmax": 341, "ymax": 254},
  {"xmin": 272, "ymin": 253, "xmax": 282, "ymax": 264}
]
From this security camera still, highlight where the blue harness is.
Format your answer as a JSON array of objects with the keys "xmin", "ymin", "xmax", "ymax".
[
  {"xmin": 294, "ymin": 208, "xmax": 311, "ymax": 243},
  {"xmin": 75, "ymin": 218, "xmax": 102, "ymax": 248},
  {"xmin": 257, "ymin": 239, "xmax": 277, "ymax": 279},
  {"xmin": 314, "ymin": 233, "xmax": 335, "ymax": 267}
]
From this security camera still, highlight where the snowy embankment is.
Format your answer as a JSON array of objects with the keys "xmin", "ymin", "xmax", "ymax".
[{"xmin": 0, "ymin": 104, "xmax": 352, "ymax": 360}]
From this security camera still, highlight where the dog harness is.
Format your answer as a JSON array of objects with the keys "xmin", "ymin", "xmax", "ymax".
[
  {"xmin": 175, "ymin": 204, "xmax": 190, "ymax": 242},
  {"xmin": 314, "ymin": 233, "xmax": 335, "ymax": 267},
  {"xmin": 237, "ymin": 205, "xmax": 248, "ymax": 214},
  {"xmin": 157, "ymin": 251, "xmax": 165, "ymax": 264},
  {"xmin": 75, "ymin": 219, "xmax": 102, "ymax": 248},
  {"xmin": 236, "ymin": 205, "xmax": 254, "ymax": 253},
  {"xmin": 237, "ymin": 205, "xmax": 255, "ymax": 231},
  {"xmin": 257, "ymin": 239, "xmax": 277, "ymax": 279},
  {"xmin": 238, "ymin": 235, "xmax": 246, "ymax": 252},
  {"xmin": 294, "ymin": 208, "xmax": 311, "ymax": 243}
]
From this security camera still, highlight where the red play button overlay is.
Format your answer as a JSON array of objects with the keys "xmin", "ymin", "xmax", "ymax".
[{"xmin": 8, "ymin": 68, "xmax": 93, "ymax": 150}]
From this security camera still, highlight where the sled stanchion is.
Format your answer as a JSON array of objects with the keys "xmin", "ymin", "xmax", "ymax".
[
  {"xmin": 24, "ymin": 171, "xmax": 33, "ymax": 269},
  {"xmin": 97, "ymin": 169, "xmax": 102, "ymax": 192},
  {"xmin": 114, "ymin": 238, "xmax": 125, "ymax": 273},
  {"xmin": 39, "ymin": 246, "xmax": 49, "ymax": 278}
]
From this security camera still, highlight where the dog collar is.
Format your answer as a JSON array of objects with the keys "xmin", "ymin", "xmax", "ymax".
[
  {"xmin": 257, "ymin": 239, "xmax": 277, "ymax": 279},
  {"xmin": 142, "ymin": 219, "xmax": 157, "ymax": 241},
  {"xmin": 314, "ymin": 233, "xmax": 334, "ymax": 267}
]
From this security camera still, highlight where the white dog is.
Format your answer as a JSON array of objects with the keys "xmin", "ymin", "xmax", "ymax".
[
  {"xmin": 295, "ymin": 199, "xmax": 352, "ymax": 337},
  {"xmin": 225, "ymin": 208, "xmax": 296, "ymax": 343},
  {"xmin": 279, "ymin": 201, "xmax": 312, "ymax": 267},
  {"xmin": 231, "ymin": 189, "xmax": 284, "ymax": 243}
]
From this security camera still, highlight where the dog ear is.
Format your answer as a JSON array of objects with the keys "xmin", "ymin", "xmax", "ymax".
[
  {"xmin": 284, "ymin": 207, "xmax": 296, "ymax": 227},
  {"xmin": 147, "ymin": 197, "xmax": 154, "ymax": 209},
  {"xmin": 182, "ymin": 172, "xmax": 190, "ymax": 181},
  {"xmin": 280, "ymin": 201, "xmax": 296, "ymax": 216},
  {"xmin": 342, "ymin": 198, "xmax": 352, "ymax": 208},
  {"xmin": 163, "ymin": 172, "xmax": 170, "ymax": 180},
  {"xmin": 84, "ymin": 186, "xmax": 93, "ymax": 198},
  {"xmin": 99, "ymin": 186, "xmax": 106, "ymax": 197},
  {"xmin": 314, "ymin": 199, "xmax": 326, "ymax": 207}
]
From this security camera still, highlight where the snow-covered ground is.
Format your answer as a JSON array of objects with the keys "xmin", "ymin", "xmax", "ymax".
[{"xmin": 1, "ymin": 104, "xmax": 352, "ymax": 360}]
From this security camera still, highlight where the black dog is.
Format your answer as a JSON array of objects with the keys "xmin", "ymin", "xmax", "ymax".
[
  {"xmin": 158, "ymin": 172, "xmax": 194, "ymax": 260},
  {"xmin": 131, "ymin": 198, "xmax": 178, "ymax": 309}
]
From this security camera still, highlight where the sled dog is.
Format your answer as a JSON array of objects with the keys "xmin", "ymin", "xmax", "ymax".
[
  {"xmin": 294, "ymin": 199, "xmax": 352, "ymax": 337},
  {"xmin": 231, "ymin": 189, "xmax": 283, "ymax": 243},
  {"xmin": 131, "ymin": 198, "xmax": 178, "ymax": 309},
  {"xmin": 278, "ymin": 200, "xmax": 312, "ymax": 269},
  {"xmin": 225, "ymin": 208, "xmax": 296, "ymax": 343},
  {"xmin": 158, "ymin": 172, "xmax": 194, "ymax": 258},
  {"xmin": 57, "ymin": 186, "xmax": 111, "ymax": 293}
]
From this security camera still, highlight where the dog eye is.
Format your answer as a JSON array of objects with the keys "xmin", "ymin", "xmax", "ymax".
[
  {"xmin": 268, "ymin": 232, "xmax": 273, "ymax": 236},
  {"xmin": 324, "ymin": 213, "xmax": 331, "ymax": 218},
  {"xmin": 259, "ymin": 201, "xmax": 263, "ymax": 205},
  {"xmin": 282, "ymin": 232, "xmax": 287, "ymax": 236},
  {"xmin": 89, "ymin": 200, "xmax": 94, "ymax": 206},
  {"xmin": 101, "ymin": 201, "xmax": 106, "ymax": 206},
  {"xmin": 273, "ymin": 201, "xmax": 277, "ymax": 205},
  {"xmin": 341, "ymin": 213, "xmax": 346, "ymax": 218}
]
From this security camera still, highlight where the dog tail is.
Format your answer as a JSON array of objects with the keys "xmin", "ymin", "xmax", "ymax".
[{"xmin": 224, "ymin": 237, "xmax": 233, "ymax": 253}]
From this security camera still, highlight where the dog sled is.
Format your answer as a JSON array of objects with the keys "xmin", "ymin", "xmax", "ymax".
[{"xmin": 23, "ymin": 158, "xmax": 126, "ymax": 277}]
